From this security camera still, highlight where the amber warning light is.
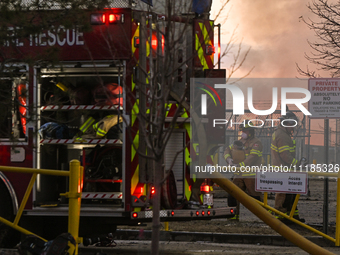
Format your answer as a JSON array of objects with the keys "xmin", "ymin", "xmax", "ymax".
[{"xmin": 91, "ymin": 13, "xmax": 124, "ymax": 25}]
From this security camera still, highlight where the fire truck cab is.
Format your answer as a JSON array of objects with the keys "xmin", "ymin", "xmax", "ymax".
[{"xmin": 0, "ymin": 1, "xmax": 235, "ymax": 245}]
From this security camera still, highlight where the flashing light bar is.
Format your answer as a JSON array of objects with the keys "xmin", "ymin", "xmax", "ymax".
[{"xmin": 91, "ymin": 13, "xmax": 124, "ymax": 25}]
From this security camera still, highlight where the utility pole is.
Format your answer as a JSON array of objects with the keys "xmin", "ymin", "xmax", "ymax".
[{"xmin": 323, "ymin": 119, "xmax": 329, "ymax": 234}]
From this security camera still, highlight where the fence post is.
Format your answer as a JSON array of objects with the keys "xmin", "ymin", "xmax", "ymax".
[
  {"xmin": 335, "ymin": 169, "xmax": 340, "ymax": 246},
  {"xmin": 68, "ymin": 159, "xmax": 82, "ymax": 255}
]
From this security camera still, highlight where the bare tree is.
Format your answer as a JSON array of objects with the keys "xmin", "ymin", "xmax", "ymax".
[
  {"xmin": 297, "ymin": 0, "xmax": 340, "ymax": 77},
  {"xmin": 212, "ymin": 0, "xmax": 253, "ymax": 80},
  {"xmin": 133, "ymin": 1, "xmax": 253, "ymax": 254}
]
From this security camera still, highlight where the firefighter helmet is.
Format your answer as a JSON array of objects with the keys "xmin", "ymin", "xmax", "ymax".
[
  {"xmin": 279, "ymin": 111, "xmax": 299, "ymax": 127},
  {"xmin": 239, "ymin": 120, "xmax": 255, "ymax": 131},
  {"xmin": 92, "ymin": 83, "xmax": 123, "ymax": 107},
  {"xmin": 239, "ymin": 120, "xmax": 255, "ymax": 138}
]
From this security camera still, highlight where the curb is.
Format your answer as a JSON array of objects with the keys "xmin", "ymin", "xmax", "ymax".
[{"xmin": 114, "ymin": 229, "xmax": 334, "ymax": 247}]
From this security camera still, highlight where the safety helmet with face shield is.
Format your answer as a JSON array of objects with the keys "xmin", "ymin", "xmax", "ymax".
[{"xmin": 239, "ymin": 120, "xmax": 255, "ymax": 139}]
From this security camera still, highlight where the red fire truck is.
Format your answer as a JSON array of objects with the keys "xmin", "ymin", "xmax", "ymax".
[{"xmin": 0, "ymin": 2, "xmax": 234, "ymax": 245}]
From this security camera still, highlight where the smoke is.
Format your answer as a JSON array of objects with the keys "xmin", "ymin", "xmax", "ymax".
[
  {"xmin": 211, "ymin": 0, "xmax": 336, "ymax": 146},
  {"xmin": 212, "ymin": 0, "xmax": 319, "ymax": 78}
]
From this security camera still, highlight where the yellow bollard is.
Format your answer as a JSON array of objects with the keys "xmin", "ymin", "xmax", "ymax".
[
  {"xmin": 289, "ymin": 194, "xmax": 300, "ymax": 218},
  {"xmin": 67, "ymin": 160, "xmax": 82, "ymax": 255},
  {"xmin": 164, "ymin": 222, "xmax": 169, "ymax": 231},
  {"xmin": 263, "ymin": 192, "xmax": 268, "ymax": 207}
]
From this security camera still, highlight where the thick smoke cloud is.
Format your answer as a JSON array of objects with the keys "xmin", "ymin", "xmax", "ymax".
[
  {"xmin": 212, "ymin": 0, "xmax": 319, "ymax": 78},
  {"xmin": 211, "ymin": 0, "xmax": 337, "ymax": 146}
]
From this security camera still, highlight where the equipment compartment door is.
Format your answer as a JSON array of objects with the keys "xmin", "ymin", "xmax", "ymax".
[{"xmin": 165, "ymin": 131, "xmax": 185, "ymax": 199}]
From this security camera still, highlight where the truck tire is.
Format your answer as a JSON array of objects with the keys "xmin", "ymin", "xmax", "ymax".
[
  {"xmin": 0, "ymin": 181, "xmax": 20, "ymax": 248},
  {"xmin": 161, "ymin": 170, "xmax": 177, "ymax": 209}
]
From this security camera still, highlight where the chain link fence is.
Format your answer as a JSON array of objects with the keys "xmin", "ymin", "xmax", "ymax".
[{"xmin": 218, "ymin": 110, "xmax": 309, "ymax": 166}]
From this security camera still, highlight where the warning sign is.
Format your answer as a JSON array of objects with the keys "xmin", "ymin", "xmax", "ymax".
[
  {"xmin": 255, "ymin": 172, "xmax": 308, "ymax": 194},
  {"xmin": 308, "ymin": 78, "xmax": 340, "ymax": 119}
]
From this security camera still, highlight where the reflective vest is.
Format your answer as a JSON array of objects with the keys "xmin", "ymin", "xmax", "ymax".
[{"xmin": 271, "ymin": 125, "xmax": 298, "ymax": 167}]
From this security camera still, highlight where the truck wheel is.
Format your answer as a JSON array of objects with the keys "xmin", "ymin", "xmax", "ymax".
[
  {"xmin": 0, "ymin": 181, "xmax": 20, "ymax": 248},
  {"xmin": 161, "ymin": 170, "xmax": 177, "ymax": 209}
]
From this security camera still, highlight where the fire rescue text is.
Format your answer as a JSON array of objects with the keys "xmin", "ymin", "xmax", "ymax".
[{"xmin": 4, "ymin": 26, "xmax": 84, "ymax": 47}]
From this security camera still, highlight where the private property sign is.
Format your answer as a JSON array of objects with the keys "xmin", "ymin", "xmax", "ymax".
[
  {"xmin": 308, "ymin": 78, "xmax": 340, "ymax": 119},
  {"xmin": 255, "ymin": 171, "xmax": 308, "ymax": 194}
]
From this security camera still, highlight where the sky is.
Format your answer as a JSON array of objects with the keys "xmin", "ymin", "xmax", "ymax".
[
  {"xmin": 211, "ymin": 0, "xmax": 339, "ymax": 148},
  {"xmin": 211, "ymin": 0, "xmax": 319, "ymax": 78}
]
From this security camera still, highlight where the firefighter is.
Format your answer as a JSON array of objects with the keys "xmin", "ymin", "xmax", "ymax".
[
  {"xmin": 271, "ymin": 111, "xmax": 303, "ymax": 221},
  {"xmin": 224, "ymin": 120, "xmax": 262, "ymax": 221}
]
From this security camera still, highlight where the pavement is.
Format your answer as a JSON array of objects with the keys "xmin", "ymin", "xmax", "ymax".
[
  {"xmin": 78, "ymin": 241, "xmax": 340, "ymax": 255},
  {"xmin": 112, "ymin": 228, "xmax": 334, "ymax": 246},
  {"xmin": 2, "ymin": 241, "xmax": 340, "ymax": 255}
]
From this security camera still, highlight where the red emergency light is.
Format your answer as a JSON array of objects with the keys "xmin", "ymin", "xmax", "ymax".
[
  {"xmin": 133, "ymin": 31, "xmax": 164, "ymax": 56},
  {"xmin": 200, "ymin": 185, "xmax": 210, "ymax": 193},
  {"xmin": 91, "ymin": 13, "xmax": 124, "ymax": 25},
  {"xmin": 133, "ymin": 186, "xmax": 144, "ymax": 198},
  {"xmin": 151, "ymin": 33, "xmax": 165, "ymax": 54},
  {"xmin": 109, "ymin": 14, "xmax": 116, "ymax": 23},
  {"xmin": 132, "ymin": 212, "xmax": 138, "ymax": 218}
]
